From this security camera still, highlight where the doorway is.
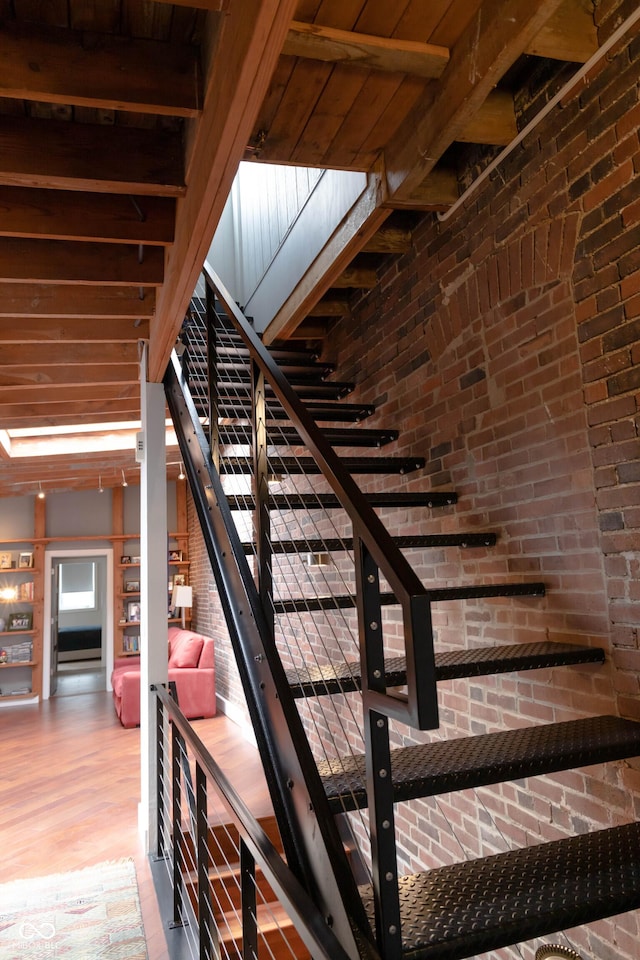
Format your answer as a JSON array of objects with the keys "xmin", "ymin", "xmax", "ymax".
[{"xmin": 42, "ymin": 548, "xmax": 114, "ymax": 700}]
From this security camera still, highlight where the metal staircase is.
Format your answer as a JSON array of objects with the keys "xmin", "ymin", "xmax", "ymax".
[{"xmin": 164, "ymin": 265, "xmax": 640, "ymax": 960}]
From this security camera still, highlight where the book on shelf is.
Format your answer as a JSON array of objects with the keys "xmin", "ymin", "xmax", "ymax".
[
  {"xmin": 4, "ymin": 640, "xmax": 33, "ymax": 662},
  {"xmin": 123, "ymin": 634, "xmax": 140, "ymax": 654},
  {"xmin": 18, "ymin": 581, "xmax": 34, "ymax": 601}
]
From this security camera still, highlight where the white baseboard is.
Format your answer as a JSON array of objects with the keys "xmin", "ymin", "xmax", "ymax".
[{"xmin": 216, "ymin": 694, "xmax": 257, "ymax": 748}]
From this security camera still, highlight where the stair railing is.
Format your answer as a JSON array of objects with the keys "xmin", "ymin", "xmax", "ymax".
[
  {"xmin": 167, "ymin": 269, "xmax": 448, "ymax": 960},
  {"xmin": 202, "ymin": 264, "xmax": 438, "ymax": 733},
  {"xmin": 185, "ymin": 266, "xmax": 443, "ymax": 959},
  {"xmin": 153, "ymin": 683, "xmax": 370, "ymax": 960},
  {"xmin": 166, "ymin": 349, "xmax": 374, "ymax": 960}
]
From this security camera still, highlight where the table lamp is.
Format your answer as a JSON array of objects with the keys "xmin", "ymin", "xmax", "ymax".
[{"xmin": 171, "ymin": 584, "xmax": 193, "ymax": 628}]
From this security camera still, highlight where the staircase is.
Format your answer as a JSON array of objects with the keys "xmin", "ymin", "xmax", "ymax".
[
  {"xmin": 165, "ymin": 267, "xmax": 640, "ymax": 960},
  {"xmin": 181, "ymin": 814, "xmax": 311, "ymax": 960}
]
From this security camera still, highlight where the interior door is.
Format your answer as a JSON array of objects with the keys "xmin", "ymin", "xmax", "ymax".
[{"xmin": 50, "ymin": 562, "xmax": 60, "ymax": 694}]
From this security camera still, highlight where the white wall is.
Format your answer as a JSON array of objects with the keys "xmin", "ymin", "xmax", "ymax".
[{"xmin": 207, "ymin": 162, "xmax": 367, "ymax": 332}]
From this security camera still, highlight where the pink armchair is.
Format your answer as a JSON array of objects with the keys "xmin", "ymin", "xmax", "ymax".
[{"xmin": 111, "ymin": 626, "xmax": 216, "ymax": 728}]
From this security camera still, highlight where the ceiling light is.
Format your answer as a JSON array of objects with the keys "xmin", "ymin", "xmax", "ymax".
[
  {"xmin": 178, "ymin": 462, "xmax": 185, "ymax": 480},
  {"xmin": 99, "ymin": 475, "xmax": 104, "ymax": 493},
  {"xmin": 37, "ymin": 481, "xmax": 45, "ymax": 500},
  {"xmin": 121, "ymin": 470, "xmax": 128, "ymax": 487}
]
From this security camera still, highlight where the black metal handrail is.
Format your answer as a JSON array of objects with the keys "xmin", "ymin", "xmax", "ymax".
[
  {"xmin": 165, "ymin": 350, "xmax": 373, "ymax": 958},
  {"xmin": 203, "ymin": 263, "xmax": 438, "ymax": 733},
  {"xmin": 154, "ymin": 683, "xmax": 374, "ymax": 960}
]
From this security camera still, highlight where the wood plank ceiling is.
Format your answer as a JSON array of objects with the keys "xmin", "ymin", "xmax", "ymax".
[{"xmin": 0, "ymin": 0, "xmax": 598, "ymax": 497}]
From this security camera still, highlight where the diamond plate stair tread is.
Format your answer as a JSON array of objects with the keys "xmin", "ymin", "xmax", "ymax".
[
  {"xmin": 319, "ymin": 715, "xmax": 640, "ymax": 812},
  {"xmin": 286, "ymin": 641, "xmax": 605, "ymax": 697},
  {"xmin": 209, "ymin": 399, "xmax": 377, "ymax": 422},
  {"xmin": 226, "ymin": 492, "xmax": 457, "ymax": 510},
  {"xmin": 217, "ymin": 424, "xmax": 400, "ymax": 447},
  {"xmin": 219, "ymin": 455, "xmax": 425, "ymax": 475},
  {"xmin": 211, "ymin": 379, "xmax": 354, "ymax": 399},
  {"xmin": 244, "ymin": 532, "xmax": 496, "ymax": 556},
  {"xmin": 274, "ymin": 582, "xmax": 545, "ymax": 614},
  {"xmin": 359, "ymin": 822, "xmax": 640, "ymax": 960}
]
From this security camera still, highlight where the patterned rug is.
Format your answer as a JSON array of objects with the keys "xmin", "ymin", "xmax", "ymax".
[{"xmin": 0, "ymin": 859, "xmax": 148, "ymax": 959}]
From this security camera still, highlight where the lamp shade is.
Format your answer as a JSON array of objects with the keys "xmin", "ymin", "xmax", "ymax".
[{"xmin": 171, "ymin": 584, "xmax": 193, "ymax": 610}]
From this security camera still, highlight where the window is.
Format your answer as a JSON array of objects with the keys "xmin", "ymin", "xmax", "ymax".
[{"xmin": 58, "ymin": 561, "xmax": 97, "ymax": 612}]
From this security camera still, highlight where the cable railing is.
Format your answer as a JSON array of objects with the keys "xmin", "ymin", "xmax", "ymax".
[
  {"xmin": 167, "ymin": 266, "xmax": 446, "ymax": 960},
  {"xmin": 154, "ymin": 684, "xmax": 366, "ymax": 960},
  {"xmin": 198, "ymin": 265, "xmax": 439, "ymax": 733},
  {"xmin": 183, "ymin": 297, "xmax": 377, "ymax": 873}
]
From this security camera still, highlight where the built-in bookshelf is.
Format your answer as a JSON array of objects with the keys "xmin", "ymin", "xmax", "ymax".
[
  {"xmin": 112, "ymin": 481, "xmax": 191, "ymax": 659},
  {"xmin": 114, "ymin": 540, "xmax": 191, "ymax": 657},
  {"xmin": 0, "ymin": 533, "xmax": 43, "ymax": 703}
]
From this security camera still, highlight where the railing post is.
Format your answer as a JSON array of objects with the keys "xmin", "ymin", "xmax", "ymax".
[
  {"xmin": 171, "ymin": 721, "xmax": 186, "ymax": 928},
  {"xmin": 196, "ymin": 765, "xmax": 217, "ymax": 960},
  {"xmin": 240, "ymin": 839, "xmax": 258, "ymax": 960},
  {"xmin": 356, "ymin": 537, "xmax": 402, "ymax": 960},
  {"xmin": 156, "ymin": 690, "xmax": 167, "ymax": 859},
  {"xmin": 206, "ymin": 282, "xmax": 220, "ymax": 471},
  {"xmin": 251, "ymin": 360, "xmax": 273, "ymax": 632}
]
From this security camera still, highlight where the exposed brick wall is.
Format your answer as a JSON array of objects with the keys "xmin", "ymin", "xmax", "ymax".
[
  {"xmin": 187, "ymin": 3, "xmax": 640, "ymax": 957},
  {"xmin": 328, "ymin": 6, "xmax": 640, "ymax": 958}
]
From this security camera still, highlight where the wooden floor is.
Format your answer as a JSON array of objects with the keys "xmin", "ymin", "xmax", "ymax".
[{"xmin": 1, "ymin": 673, "xmax": 271, "ymax": 960}]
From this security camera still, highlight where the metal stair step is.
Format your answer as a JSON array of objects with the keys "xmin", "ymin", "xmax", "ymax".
[
  {"xmin": 192, "ymin": 356, "xmax": 337, "ymax": 380},
  {"xmin": 242, "ymin": 533, "xmax": 496, "ymax": 555},
  {"xmin": 226, "ymin": 492, "xmax": 458, "ymax": 511},
  {"xmin": 274, "ymin": 582, "xmax": 545, "ymax": 614},
  {"xmin": 359, "ymin": 821, "xmax": 640, "ymax": 960},
  {"xmin": 219, "ymin": 455, "xmax": 425, "ymax": 476},
  {"xmin": 319, "ymin": 715, "xmax": 640, "ymax": 813},
  {"xmin": 285, "ymin": 641, "xmax": 605, "ymax": 698},
  {"xmin": 209, "ymin": 379, "xmax": 355, "ymax": 400},
  {"xmin": 203, "ymin": 399, "xmax": 377, "ymax": 422},
  {"xmin": 217, "ymin": 424, "xmax": 400, "ymax": 448}
]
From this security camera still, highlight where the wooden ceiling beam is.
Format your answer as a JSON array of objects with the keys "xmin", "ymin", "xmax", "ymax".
[
  {"xmin": 282, "ymin": 319, "xmax": 329, "ymax": 340},
  {"xmin": 0, "ymin": 404, "xmax": 142, "ymax": 429},
  {"xmin": 0, "ymin": 383, "xmax": 138, "ymax": 406},
  {"xmin": 306, "ymin": 300, "xmax": 352, "ymax": 317},
  {"xmin": 332, "ymin": 266, "xmax": 378, "ymax": 288},
  {"xmin": 526, "ymin": 0, "xmax": 597, "ymax": 62},
  {"xmin": 0, "ymin": 343, "xmax": 140, "ymax": 365},
  {"xmin": 0, "ymin": 284, "xmax": 155, "ymax": 318},
  {"xmin": 458, "ymin": 90, "xmax": 517, "ymax": 146},
  {"xmin": 383, "ymin": 166, "xmax": 458, "ymax": 211},
  {"xmin": 384, "ymin": 0, "xmax": 566, "ymax": 205},
  {"xmin": 0, "ymin": 116, "xmax": 184, "ymax": 196},
  {"xmin": 0, "ymin": 364, "xmax": 140, "ymax": 388},
  {"xmin": 0, "ymin": 187, "xmax": 175, "ymax": 245},
  {"xmin": 0, "ymin": 454, "xmax": 144, "ymax": 488},
  {"xmin": 149, "ymin": 0, "xmax": 300, "ymax": 381},
  {"xmin": 0, "ymin": 317, "xmax": 149, "ymax": 342},
  {"xmin": 283, "ymin": 20, "xmax": 449, "ymax": 80},
  {"xmin": 152, "ymin": 0, "xmax": 227, "ymax": 7},
  {"xmin": 362, "ymin": 227, "xmax": 412, "ymax": 254},
  {"xmin": 0, "ymin": 239, "xmax": 164, "ymax": 286},
  {"xmin": 0, "ymin": 23, "xmax": 202, "ymax": 117}
]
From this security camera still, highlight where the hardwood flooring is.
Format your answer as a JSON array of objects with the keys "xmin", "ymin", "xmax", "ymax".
[{"xmin": 1, "ymin": 680, "xmax": 271, "ymax": 960}]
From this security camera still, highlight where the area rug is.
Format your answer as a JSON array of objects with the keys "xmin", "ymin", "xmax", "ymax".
[{"xmin": 0, "ymin": 859, "xmax": 148, "ymax": 959}]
